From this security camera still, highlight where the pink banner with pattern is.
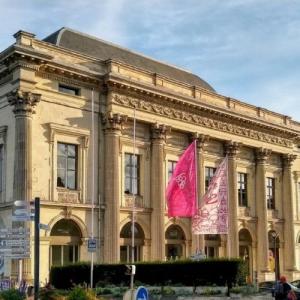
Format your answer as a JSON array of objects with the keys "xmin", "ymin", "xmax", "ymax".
[
  {"xmin": 166, "ymin": 141, "xmax": 197, "ymax": 217},
  {"xmin": 192, "ymin": 156, "xmax": 228, "ymax": 234}
]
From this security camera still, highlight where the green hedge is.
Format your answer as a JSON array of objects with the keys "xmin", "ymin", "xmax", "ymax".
[{"xmin": 50, "ymin": 259, "xmax": 244, "ymax": 290}]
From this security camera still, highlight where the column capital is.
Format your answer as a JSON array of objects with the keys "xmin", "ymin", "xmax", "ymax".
[
  {"xmin": 293, "ymin": 171, "xmax": 300, "ymax": 182},
  {"xmin": 8, "ymin": 89, "xmax": 41, "ymax": 116},
  {"xmin": 224, "ymin": 141, "xmax": 240, "ymax": 157},
  {"xmin": 151, "ymin": 123, "xmax": 169, "ymax": 140},
  {"xmin": 282, "ymin": 154, "xmax": 297, "ymax": 168},
  {"xmin": 256, "ymin": 148, "xmax": 272, "ymax": 164},
  {"xmin": 102, "ymin": 112, "xmax": 127, "ymax": 131},
  {"xmin": 190, "ymin": 133, "xmax": 209, "ymax": 150}
]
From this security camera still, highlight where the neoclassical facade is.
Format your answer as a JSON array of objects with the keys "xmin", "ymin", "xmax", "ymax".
[{"xmin": 1, "ymin": 28, "xmax": 300, "ymax": 283}]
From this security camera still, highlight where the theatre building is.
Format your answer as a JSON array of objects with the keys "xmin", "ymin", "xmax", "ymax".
[{"xmin": 1, "ymin": 28, "xmax": 300, "ymax": 283}]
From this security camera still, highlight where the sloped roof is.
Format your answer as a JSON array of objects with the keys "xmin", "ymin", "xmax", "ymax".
[{"xmin": 44, "ymin": 27, "xmax": 215, "ymax": 92}]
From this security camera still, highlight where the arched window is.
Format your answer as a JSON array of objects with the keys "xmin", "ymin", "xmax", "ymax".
[
  {"xmin": 120, "ymin": 222, "xmax": 144, "ymax": 262},
  {"xmin": 165, "ymin": 225, "xmax": 186, "ymax": 260},
  {"xmin": 50, "ymin": 219, "xmax": 82, "ymax": 266}
]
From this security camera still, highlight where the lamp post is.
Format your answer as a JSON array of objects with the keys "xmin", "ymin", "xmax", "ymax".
[{"xmin": 271, "ymin": 231, "xmax": 279, "ymax": 281}]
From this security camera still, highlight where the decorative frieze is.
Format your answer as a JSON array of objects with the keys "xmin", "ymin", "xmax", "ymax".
[
  {"xmin": 112, "ymin": 93, "xmax": 294, "ymax": 148},
  {"xmin": 7, "ymin": 89, "xmax": 41, "ymax": 115}
]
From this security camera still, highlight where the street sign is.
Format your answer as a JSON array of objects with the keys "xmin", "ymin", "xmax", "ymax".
[
  {"xmin": 0, "ymin": 240, "xmax": 30, "ymax": 247},
  {"xmin": 0, "ymin": 227, "xmax": 29, "ymax": 234},
  {"xmin": 135, "ymin": 286, "xmax": 148, "ymax": 300},
  {"xmin": 88, "ymin": 238, "xmax": 97, "ymax": 252},
  {"xmin": 14, "ymin": 200, "xmax": 28, "ymax": 207},
  {"xmin": 12, "ymin": 214, "xmax": 32, "ymax": 222}
]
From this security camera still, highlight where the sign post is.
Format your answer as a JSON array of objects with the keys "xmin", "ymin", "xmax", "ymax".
[{"xmin": 34, "ymin": 198, "xmax": 40, "ymax": 300}]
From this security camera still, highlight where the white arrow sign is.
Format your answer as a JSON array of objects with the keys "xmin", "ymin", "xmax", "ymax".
[{"xmin": 14, "ymin": 200, "xmax": 28, "ymax": 207}]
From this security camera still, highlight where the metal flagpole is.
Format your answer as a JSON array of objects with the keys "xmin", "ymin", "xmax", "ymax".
[
  {"xmin": 90, "ymin": 88, "xmax": 95, "ymax": 289},
  {"xmin": 130, "ymin": 108, "xmax": 136, "ymax": 293}
]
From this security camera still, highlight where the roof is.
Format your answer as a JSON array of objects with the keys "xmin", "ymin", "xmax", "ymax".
[{"xmin": 43, "ymin": 27, "xmax": 215, "ymax": 92}]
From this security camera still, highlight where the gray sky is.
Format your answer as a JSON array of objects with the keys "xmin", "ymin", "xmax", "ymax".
[{"xmin": 1, "ymin": 0, "xmax": 300, "ymax": 120}]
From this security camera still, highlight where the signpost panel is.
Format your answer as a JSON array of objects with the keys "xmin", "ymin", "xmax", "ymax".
[{"xmin": 88, "ymin": 238, "xmax": 97, "ymax": 252}]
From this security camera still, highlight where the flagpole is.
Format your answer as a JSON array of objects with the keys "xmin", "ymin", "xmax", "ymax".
[
  {"xmin": 194, "ymin": 139, "xmax": 199, "ymax": 254},
  {"xmin": 90, "ymin": 88, "xmax": 95, "ymax": 289},
  {"xmin": 225, "ymin": 155, "xmax": 230, "ymax": 258},
  {"xmin": 130, "ymin": 107, "xmax": 136, "ymax": 293}
]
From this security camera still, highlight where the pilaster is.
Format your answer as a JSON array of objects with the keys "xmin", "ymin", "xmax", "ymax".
[
  {"xmin": 224, "ymin": 141, "xmax": 240, "ymax": 258},
  {"xmin": 150, "ymin": 123, "xmax": 167, "ymax": 260},
  {"xmin": 102, "ymin": 112, "xmax": 127, "ymax": 262},
  {"xmin": 282, "ymin": 154, "xmax": 297, "ymax": 272},
  {"xmin": 255, "ymin": 148, "xmax": 271, "ymax": 278}
]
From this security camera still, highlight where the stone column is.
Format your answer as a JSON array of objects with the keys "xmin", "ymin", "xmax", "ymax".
[
  {"xmin": 282, "ymin": 154, "xmax": 297, "ymax": 272},
  {"xmin": 103, "ymin": 113, "xmax": 127, "ymax": 263},
  {"xmin": 8, "ymin": 90, "xmax": 40, "ymax": 202},
  {"xmin": 191, "ymin": 133, "xmax": 209, "ymax": 254},
  {"xmin": 150, "ymin": 123, "xmax": 167, "ymax": 260},
  {"xmin": 225, "ymin": 141, "xmax": 240, "ymax": 258},
  {"xmin": 8, "ymin": 89, "xmax": 41, "ymax": 280},
  {"xmin": 255, "ymin": 148, "xmax": 271, "ymax": 277}
]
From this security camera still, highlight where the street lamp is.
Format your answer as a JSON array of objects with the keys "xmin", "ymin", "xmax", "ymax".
[{"xmin": 271, "ymin": 231, "xmax": 279, "ymax": 281}]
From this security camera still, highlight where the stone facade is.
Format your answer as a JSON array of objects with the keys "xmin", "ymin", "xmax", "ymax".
[{"xmin": 1, "ymin": 28, "xmax": 300, "ymax": 283}]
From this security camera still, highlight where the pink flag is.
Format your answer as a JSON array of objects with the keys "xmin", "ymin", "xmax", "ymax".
[
  {"xmin": 166, "ymin": 141, "xmax": 197, "ymax": 217},
  {"xmin": 192, "ymin": 156, "xmax": 228, "ymax": 234}
]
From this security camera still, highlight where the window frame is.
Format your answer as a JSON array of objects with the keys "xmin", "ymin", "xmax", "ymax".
[
  {"xmin": 0, "ymin": 144, "xmax": 3, "ymax": 193},
  {"xmin": 266, "ymin": 177, "xmax": 275, "ymax": 209},
  {"xmin": 124, "ymin": 153, "xmax": 140, "ymax": 195},
  {"xmin": 237, "ymin": 172, "xmax": 248, "ymax": 207},
  {"xmin": 205, "ymin": 167, "xmax": 216, "ymax": 191},
  {"xmin": 168, "ymin": 160, "xmax": 177, "ymax": 181},
  {"xmin": 58, "ymin": 84, "xmax": 80, "ymax": 96},
  {"xmin": 57, "ymin": 142, "xmax": 78, "ymax": 190},
  {"xmin": 0, "ymin": 126, "xmax": 7, "ymax": 203}
]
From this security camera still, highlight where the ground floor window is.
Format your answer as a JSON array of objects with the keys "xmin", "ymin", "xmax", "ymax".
[
  {"xmin": 120, "ymin": 245, "xmax": 141, "ymax": 262},
  {"xmin": 51, "ymin": 245, "xmax": 79, "ymax": 266},
  {"xmin": 165, "ymin": 225, "xmax": 186, "ymax": 260}
]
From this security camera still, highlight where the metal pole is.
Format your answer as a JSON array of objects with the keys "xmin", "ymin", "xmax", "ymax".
[
  {"xmin": 34, "ymin": 197, "xmax": 40, "ymax": 300},
  {"xmin": 90, "ymin": 89, "xmax": 95, "ymax": 289},
  {"xmin": 130, "ymin": 108, "xmax": 136, "ymax": 294}
]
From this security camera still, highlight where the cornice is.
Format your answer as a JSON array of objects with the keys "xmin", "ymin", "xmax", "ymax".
[
  {"xmin": 106, "ymin": 79, "xmax": 299, "ymax": 142},
  {"xmin": 111, "ymin": 91, "xmax": 294, "ymax": 148}
]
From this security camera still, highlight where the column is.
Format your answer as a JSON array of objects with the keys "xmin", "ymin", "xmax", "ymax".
[
  {"xmin": 255, "ymin": 148, "xmax": 271, "ymax": 277},
  {"xmin": 103, "ymin": 113, "xmax": 127, "ymax": 263},
  {"xmin": 282, "ymin": 154, "xmax": 297, "ymax": 272},
  {"xmin": 8, "ymin": 89, "xmax": 40, "ymax": 202},
  {"xmin": 8, "ymin": 89, "xmax": 40, "ymax": 280},
  {"xmin": 150, "ymin": 123, "xmax": 167, "ymax": 260},
  {"xmin": 225, "ymin": 141, "xmax": 240, "ymax": 258},
  {"xmin": 191, "ymin": 133, "xmax": 209, "ymax": 254}
]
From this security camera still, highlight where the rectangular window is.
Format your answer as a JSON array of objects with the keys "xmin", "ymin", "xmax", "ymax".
[
  {"xmin": 168, "ymin": 161, "xmax": 177, "ymax": 181},
  {"xmin": 205, "ymin": 167, "xmax": 216, "ymax": 191},
  {"xmin": 58, "ymin": 84, "xmax": 80, "ymax": 96},
  {"xmin": 0, "ymin": 145, "xmax": 3, "ymax": 193},
  {"xmin": 238, "ymin": 173, "xmax": 248, "ymax": 207},
  {"xmin": 266, "ymin": 177, "xmax": 275, "ymax": 209},
  {"xmin": 57, "ymin": 143, "xmax": 77, "ymax": 190},
  {"xmin": 125, "ymin": 153, "xmax": 140, "ymax": 195}
]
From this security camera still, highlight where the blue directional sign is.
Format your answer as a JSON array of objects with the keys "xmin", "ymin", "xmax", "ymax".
[
  {"xmin": 87, "ymin": 238, "xmax": 97, "ymax": 252},
  {"xmin": 135, "ymin": 286, "xmax": 148, "ymax": 300}
]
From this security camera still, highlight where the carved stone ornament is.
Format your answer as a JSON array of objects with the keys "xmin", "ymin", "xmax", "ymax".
[
  {"xmin": 102, "ymin": 112, "xmax": 128, "ymax": 131},
  {"xmin": 151, "ymin": 123, "xmax": 168, "ymax": 140},
  {"xmin": 282, "ymin": 154, "xmax": 297, "ymax": 168},
  {"xmin": 225, "ymin": 141, "xmax": 240, "ymax": 157},
  {"xmin": 112, "ymin": 93, "xmax": 293, "ymax": 148},
  {"xmin": 191, "ymin": 133, "xmax": 209, "ymax": 150},
  {"xmin": 61, "ymin": 206, "xmax": 72, "ymax": 219},
  {"xmin": 256, "ymin": 148, "xmax": 272, "ymax": 164},
  {"xmin": 7, "ymin": 89, "xmax": 41, "ymax": 116}
]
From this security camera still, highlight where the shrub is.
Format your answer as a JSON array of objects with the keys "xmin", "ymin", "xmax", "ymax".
[
  {"xmin": 67, "ymin": 286, "xmax": 96, "ymax": 300},
  {"xmin": 0, "ymin": 289, "xmax": 25, "ymax": 300}
]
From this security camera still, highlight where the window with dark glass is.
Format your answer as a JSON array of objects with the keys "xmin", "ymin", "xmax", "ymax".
[
  {"xmin": 205, "ymin": 167, "xmax": 216, "ymax": 191},
  {"xmin": 238, "ymin": 173, "xmax": 248, "ymax": 207},
  {"xmin": 57, "ymin": 143, "xmax": 77, "ymax": 189},
  {"xmin": 168, "ymin": 161, "xmax": 177, "ymax": 181},
  {"xmin": 58, "ymin": 84, "xmax": 80, "ymax": 96},
  {"xmin": 0, "ymin": 145, "xmax": 3, "ymax": 193},
  {"xmin": 125, "ymin": 153, "xmax": 140, "ymax": 195},
  {"xmin": 266, "ymin": 177, "xmax": 275, "ymax": 209}
]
